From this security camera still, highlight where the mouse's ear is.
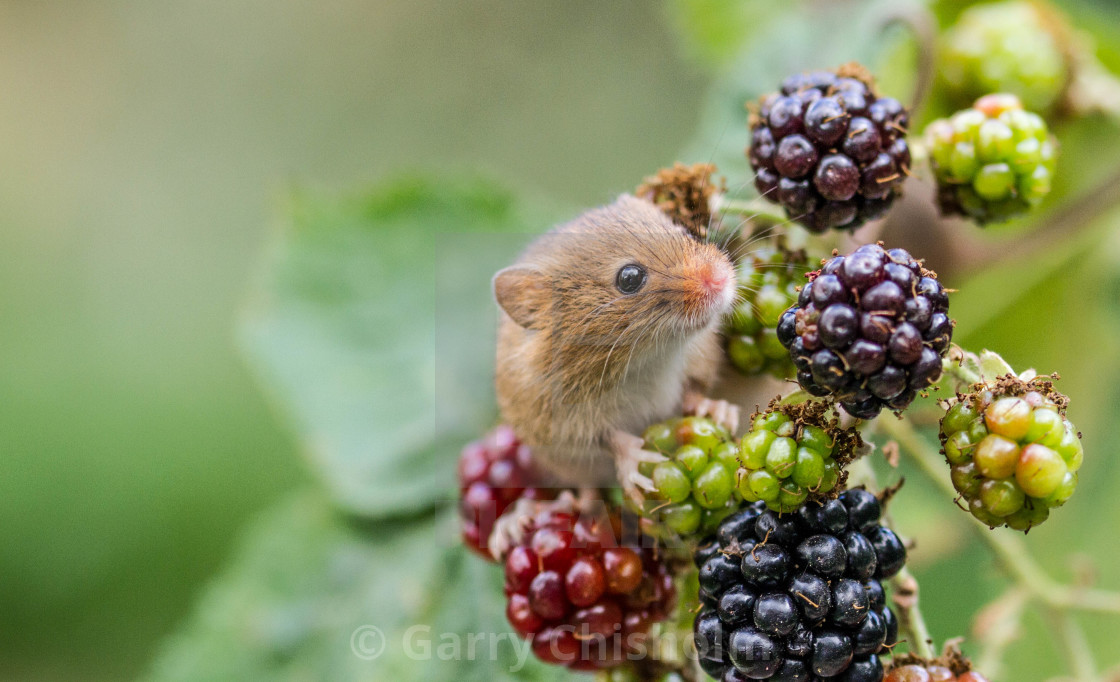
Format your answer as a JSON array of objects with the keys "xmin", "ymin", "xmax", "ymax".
[{"xmin": 493, "ymin": 266, "xmax": 548, "ymax": 329}]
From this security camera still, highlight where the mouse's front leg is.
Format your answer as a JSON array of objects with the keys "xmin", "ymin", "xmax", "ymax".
[
  {"xmin": 683, "ymin": 390, "xmax": 741, "ymax": 434},
  {"xmin": 609, "ymin": 430, "xmax": 666, "ymax": 505}
]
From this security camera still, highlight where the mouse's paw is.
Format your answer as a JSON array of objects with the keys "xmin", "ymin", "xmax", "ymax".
[
  {"xmin": 486, "ymin": 491, "xmax": 577, "ymax": 561},
  {"xmin": 611, "ymin": 431, "xmax": 667, "ymax": 506},
  {"xmin": 683, "ymin": 393, "xmax": 741, "ymax": 433}
]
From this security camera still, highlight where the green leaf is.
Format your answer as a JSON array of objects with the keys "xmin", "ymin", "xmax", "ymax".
[
  {"xmin": 239, "ymin": 176, "xmax": 557, "ymax": 517},
  {"xmin": 662, "ymin": 0, "xmax": 786, "ymax": 68},
  {"xmin": 145, "ymin": 492, "xmax": 569, "ymax": 682}
]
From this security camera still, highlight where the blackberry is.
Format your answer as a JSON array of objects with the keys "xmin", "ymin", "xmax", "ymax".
[
  {"xmin": 503, "ymin": 507, "xmax": 675, "ymax": 670},
  {"xmin": 778, "ymin": 244, "xmax": 952, "ymax": 419},
  {"xmin": 737, "ymin": 401, "xmax": 863, "ymax": 512},
  {"xmin": 638, "ymin": 416, "xmax": 741, "ymax": 538},
  {"xmin": 748, "ymin": 63, "xmax": 911, "ymax": 233},
  {"xmin": 459, "ymin": 425, "xmax": 554, "ymax": 559},
  {"xmin": 939, "ymin": 375, "xmax": 1081, "ymax": 531},
  {"xmin": 693, "ymin": 491, "xmax": 904, "ymax": 681},
  {"xmin": 939, "ymin": 1, "xmax": 1068, "ymax": 113},
  {"xmin": 726, "ymin": 245, "xmax": 812, "ymax": 379},
  {"xmin": 926, "ymin": 94, "xmax": 1057, "ymax": 224}
]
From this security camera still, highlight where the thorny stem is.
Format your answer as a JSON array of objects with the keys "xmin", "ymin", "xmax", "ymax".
[{"xmin": 877, "ymin": 416, "xmax": 1120, "ymax": 679}]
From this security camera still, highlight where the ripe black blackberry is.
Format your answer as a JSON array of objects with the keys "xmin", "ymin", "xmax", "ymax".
[
  {"xmin": 693, "ymin": 490, "xmax": 904, "ymax": 681},
  {"xmin": 777, "ymin": 244, "xmax": 953, "ymax": 419},
  {"xmin": 748, "ymin": 64, "xmax": 911, "ymax": 233}
]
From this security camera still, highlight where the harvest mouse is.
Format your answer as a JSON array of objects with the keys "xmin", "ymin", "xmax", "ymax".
[{"xmin": 492, "ymin": 194, "xmax": 740, "ymax": 503}]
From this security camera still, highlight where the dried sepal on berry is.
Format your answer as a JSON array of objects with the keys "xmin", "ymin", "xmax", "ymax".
[
  {"xmin": 887, "ymin": 645, "xmax": 991, "ymax": 682},
  {"xmin": 939, "ymin": 373, "xmax": 1081, "ymax": 531},
  {"xmin": 635, "ymin": 162, "xmax": 725, "ymax": 241}
]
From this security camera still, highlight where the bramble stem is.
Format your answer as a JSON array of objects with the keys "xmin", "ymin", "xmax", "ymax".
[
  {"xmin": 877, "ymin": 415, "xmax": 1119, "ymax": 678},
  {"xmin": 892, "ymin": 567, "xmax": 937, "ymax": 660},
  {"xmin": 715, "ymin": 197, "xmax": 789, "ymax": 225}
]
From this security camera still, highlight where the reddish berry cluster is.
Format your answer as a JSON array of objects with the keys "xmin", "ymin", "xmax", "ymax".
[
  {"xmin": 458, "ymin": 425, "xmax": 553, "ymax": 559},
  {"xmin": 503, "ymin": 509, "xmax": 676, "ymax": 671},
  {"xmin": 886, "ymin": 663, "xmax": 990, "ymax": 682}
]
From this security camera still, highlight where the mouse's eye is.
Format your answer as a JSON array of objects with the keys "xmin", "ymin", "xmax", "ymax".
[{"xmin": 615, "ymin": 264, "xmax": 647, "ymax": 295}]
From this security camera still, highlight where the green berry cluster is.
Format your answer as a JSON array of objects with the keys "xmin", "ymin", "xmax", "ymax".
[
  {"xmin": 640, "ymin": 416, "xmax": 741, "ymax": 537},
  {"xmin": 725, "ymin": 246, "xmax": 810, "ymax": 379},
  {"xmin": 939, "ymin": 0, "xmax": 1068, "ymax": 113},
  {"xmin": 737, "ymin": 405, "xmax": 851, "ymax": 512},
  {"xmin": 940, "ymin": 379, "xmax": 1082, "ymax": 531},
  {"xmin": 926, "ymin": 93, "xmax": 1057, "ymax": 224}
]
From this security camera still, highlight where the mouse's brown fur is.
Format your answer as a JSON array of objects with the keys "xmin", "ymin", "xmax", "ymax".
[{"xmin": 493, "ymin": 194, "xmax": 737, "ymax": 487}]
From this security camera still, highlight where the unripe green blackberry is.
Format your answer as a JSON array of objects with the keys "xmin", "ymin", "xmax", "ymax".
[
  {"xmin": 725, "ymin": 246, "xmax": 811, "ymax": 379},
  {"xmin": 639, "ymin": 416, "xmax": 741, "ymax": 537},
  {"xmin": 737, "ymin": 401, "xmax": 860, "ymax": 512},
  {"xmin": 939, "ymin": 375, "xmax": 1081, "ymax": 531},
  {"xmin": 926, "ymin": 93, "xmax": 1058, "ymax": 224},
  {"xmin": 940, "ymin": 1, "xmax": 1069, "ymax": 114}
]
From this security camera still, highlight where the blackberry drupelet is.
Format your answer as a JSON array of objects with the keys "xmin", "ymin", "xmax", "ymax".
[
  {"xmin": 778, "ymin": 244, "xmax": 952, "ymax": 419},
  {"xmin": 939, "ymin": 375, "xmax": 1081, "ymax": 531},
  {"xmin": 503, "ymin": 507, "xmax": 676, "ymax": 670},
  {"xmin": 748, "ymin": 64, "xmax": 911, "ymax": 233},
  {"xmin": 459, "ymin": 425, "xmax": 555, "ymax": 559},
  {"xmin": 926, "ymin": 93, "xmax": 1057, "ymax": 224},
  {"xmin": 726, "ymin": 246, "xmax": 812, "ymax": 379},
  {"xmin": 693, "ymin": 489, "xmax": 904, "ymax": 681}
]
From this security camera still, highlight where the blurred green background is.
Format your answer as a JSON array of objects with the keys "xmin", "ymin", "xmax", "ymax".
[{"xmin": 3, "ymin": 1, "xmax": 1119, "ymax": 681}]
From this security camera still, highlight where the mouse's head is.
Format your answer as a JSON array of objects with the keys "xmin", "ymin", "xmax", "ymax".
[{"xmin": 494, "ymin": 195, "xmax": 736, "ymax": 351}]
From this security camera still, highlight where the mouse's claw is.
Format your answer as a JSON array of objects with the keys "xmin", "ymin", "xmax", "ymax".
[
  {"xmin": 683, "ymin": 393, "xmax": 741, "ymax": 434},
  {"xmin": 611, "ymin": 431, "xmax": 667, "ymax": 506}
]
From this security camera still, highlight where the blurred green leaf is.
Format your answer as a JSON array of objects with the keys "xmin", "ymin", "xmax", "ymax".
[
  {"xmin": 240, "ymin": 176, "xmax": 554, "ymax": 517},
  {"xmin": 146, "ymin": 492, "xmax": 568, "ymax": 682},
  {"xmin": 662, "ymin": 0, "xmax": 786, "ymax": 68}
]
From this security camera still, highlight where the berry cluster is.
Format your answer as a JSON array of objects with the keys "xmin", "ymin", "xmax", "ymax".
[
  {"xmin": 885, "ymin": 664, "xmax": 990, "ymax": 682},
  {"xmin": 737, "ymin": 404, "xmax": 857, "ymax": 513},
  {"xmin": 939, "ymin": 378, "xmax": 1081, "ymax": 531},
  {"xmin": 926, "ymin": 94, "xmax": 1057, "ymax": 224},
  {"xmin": 458, "ymin": 425, "xmax": 554, "ymax": 559},
  {"xmin": 726, "ymin": 246, "xmax": 811, "ymax": 379},
  {"xmin": 503, "ymin": 508, "xmax": 676, "ymax": 670},
  {"xmin": 778, "ymin": 244, "xmax": 952, "ymax": 419},
  {"xmin": 939, "ymin": 0, "xmax": 1068, "ymax": 113},
  {"xmin": 694, "ymin": 491, "xmax": 905, "ymax": 681},
  {"xmin": 749, "ymin": 64, "xmax": 911, "ymax": 233},
  {"xmin": 640, "ymin": 416, "xmax": 741, "ymax": 537}
]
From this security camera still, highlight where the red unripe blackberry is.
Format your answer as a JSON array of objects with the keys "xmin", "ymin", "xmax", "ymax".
[
  {"xmin": 778, "ymin": 244, "xmax": 952, "ymax": 419},
  {"xmin": 502, "ymin": 508, "xmax": 675, "ymax": 670},
  {"xmin": 458, "ymin": 425, "xmax": 554, "ymax": 560},
  {"xmin": 749, "ymin": 64, "xmax": 911, "ymax": 233}
]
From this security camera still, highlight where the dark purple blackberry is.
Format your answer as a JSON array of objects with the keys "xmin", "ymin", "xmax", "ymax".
[
  {"xmin": 779, "ymin": 244, "xmax": 952, "ymax": 419},
  {"xmin": 748, "ymin": 65, "xmax": 911, "ymax": 233},
  {"xmin": 693, "ymin": 494, "xmax": 904, "ymax": 681}
]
